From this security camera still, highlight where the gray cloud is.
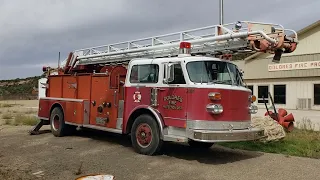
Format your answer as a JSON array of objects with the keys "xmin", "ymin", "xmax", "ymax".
[{"xmin": 0, "ymin": 0, "xmax": 319, "ymax": 79}]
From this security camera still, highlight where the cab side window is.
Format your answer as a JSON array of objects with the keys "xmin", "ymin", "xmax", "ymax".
[
  {"xmin": 129, "ymin": 64, "xmax": 159, "ymax": 83},
  {"xmin": 164, "ymin": 64, "xmax": 186, "ymax": 84}
]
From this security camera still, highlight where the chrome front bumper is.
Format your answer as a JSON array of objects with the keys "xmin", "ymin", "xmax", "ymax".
[{"xmin": 187, "ymin": 128, "xmax": 265, "ymax": 143}]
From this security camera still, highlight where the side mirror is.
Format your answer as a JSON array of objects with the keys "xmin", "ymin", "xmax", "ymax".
[
  {"xmin": 240, "ymin": 69, "xmax": 244, "ymax": 77},
  {"xmin": 164, "ymin": 63, "xmax": 175, "ymax": 83}
]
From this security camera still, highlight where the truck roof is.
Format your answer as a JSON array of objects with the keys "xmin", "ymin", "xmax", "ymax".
[{"xmin": 129, "ymin": 55, "xmax": 232, "ymax": 66}]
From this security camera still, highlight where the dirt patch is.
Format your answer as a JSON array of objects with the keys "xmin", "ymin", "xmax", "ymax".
[{"xmin": 0, "ymin": 165, "xmax": 35, "ymax": 180}]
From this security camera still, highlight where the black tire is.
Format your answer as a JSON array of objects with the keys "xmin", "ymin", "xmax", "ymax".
[
  {"xmin": 50, "ymin": 107, "xmax": 69, "ymax": 137},
  {"xmin": 188, "ymin": 140, "xmax": 214, "ymax": 149},
  {"xmin": 131, "ymin": 114, "xmax": 163, "ymax": 155}
]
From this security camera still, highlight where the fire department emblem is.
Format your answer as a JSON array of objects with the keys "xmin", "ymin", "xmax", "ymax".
[{"xmin": 133, "ymin": 91, "xmax": 141, "ymax": 102}]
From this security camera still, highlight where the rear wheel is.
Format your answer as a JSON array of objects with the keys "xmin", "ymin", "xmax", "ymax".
[
  {"xmin": 131, "ymin": 114, "xmax": 163, "ymax": 155},
  {"xmin": 50, "ymin": 107, "xmax": 71, "ymax": 137},
  {"xmin": 188, "ymin": 140, "xmax": 214, "ymax": 149}
]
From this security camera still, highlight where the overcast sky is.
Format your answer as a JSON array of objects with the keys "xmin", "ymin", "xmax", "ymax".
[{"xmin": 0, "ymin": 0, "xmax": 319, "ymax": 80}]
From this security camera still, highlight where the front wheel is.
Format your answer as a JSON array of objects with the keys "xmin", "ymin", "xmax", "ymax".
[{"xmin": 131, "ymin": 114, "xmax": 163, "ymax": 155}]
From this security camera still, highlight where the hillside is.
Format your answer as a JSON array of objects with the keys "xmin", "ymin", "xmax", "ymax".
[{"xmin": 0, "ymin": 75, "xmax": 45, "ymax": 99}]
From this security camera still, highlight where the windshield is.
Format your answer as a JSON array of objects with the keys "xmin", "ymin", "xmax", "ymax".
[{"xmin": 186, "ymin": 60, "xmax": 244, "ymax": 86}]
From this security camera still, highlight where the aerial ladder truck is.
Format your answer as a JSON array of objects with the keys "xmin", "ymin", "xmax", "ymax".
[{"xmin": 35, "ymin": 21, "xmax": 298, "ymax": 155}]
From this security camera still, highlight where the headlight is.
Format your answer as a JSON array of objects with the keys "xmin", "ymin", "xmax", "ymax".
[
  {"xmin": 249, "ymin": 105, "xmax": 258, "ymax": 114},
  {"xmin": 206, "ymin": 104, "xmax": 223, "ymax": 114}
]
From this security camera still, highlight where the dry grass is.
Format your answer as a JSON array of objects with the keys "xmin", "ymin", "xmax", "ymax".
[
  {"xmin": 2, "ymin": 113, "xmax": 12, "ymax": 120},
  {"xmin": 24, "ymin": 109, "xmax": 38, "ymax": 114},
  {"xmin": 0, "ymin": 103, "xmax": 21, "ymax": 108},
  {"xmin": 0, "ymin": 104, "xmax": 14, "ymax": 108},
  {"xmin": 11, "ymin": 114, "xmax": 39, "ymax": 126},
  {"xmin": 296, "ymin": 117, "xmax": 319, "ymax": 131},
  {"xmin": 4, "ymin": 118, "xmax": 11, "ymax": 125},
  {"xmin": 2, "ymin": 110, "xmax": 38, "ymax": 126}
]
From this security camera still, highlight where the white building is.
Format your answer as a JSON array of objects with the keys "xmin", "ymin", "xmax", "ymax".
[{"xmin": 234, "ymin": 20, "xmax": 320, "ymax": 111}]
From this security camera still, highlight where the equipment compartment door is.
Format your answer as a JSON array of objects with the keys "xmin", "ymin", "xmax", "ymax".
[{"xmin": 89, "ymin": 75, "xmax": 110, "ymax": 127}]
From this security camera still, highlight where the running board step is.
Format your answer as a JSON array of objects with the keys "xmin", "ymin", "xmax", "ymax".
[{"xmin": 163, "ymin": 135, "xmax": 188, "ymax": 142}]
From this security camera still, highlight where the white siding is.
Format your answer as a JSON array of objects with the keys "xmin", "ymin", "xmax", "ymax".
[{"xmin": 245, "ymin": 77, "xmax": 320, "ymax": 111}]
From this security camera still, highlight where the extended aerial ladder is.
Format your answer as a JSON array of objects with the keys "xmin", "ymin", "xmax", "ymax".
[{"xmin": 56, "ymin": 21, "xmax": 298, "ymax": 74}]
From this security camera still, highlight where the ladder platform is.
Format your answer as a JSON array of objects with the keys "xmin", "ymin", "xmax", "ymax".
[{"xmin": 67, "ymin": 21, "xmax": 298, "ymax": 66}]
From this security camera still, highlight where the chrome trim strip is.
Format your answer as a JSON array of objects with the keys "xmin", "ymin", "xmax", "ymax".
[
  {"xmin": 187, "ymin": 120, "xmax": 251, "ymax": 130},
  {"xmin": 40, "ymin": 97, "xmax": 85, "ymax": 102},
  {"xmin": 163, "ymin": 117, "xmax": 186, "ymax": 121},
  {"xmin": 116, "ymin": 118, "xmax": 123, "ymax": 130},
  {"xmin": 117, "ymin": 100, "xmax": 124, "ymax": 118},
  {"xmin": 82, "ymin": 125, "xmax": 123, "ymax": 134},
  {"xmin": 187, "ymin": 128, "xmax": 265, "ymax": 143},
  {"xmin": 38, "ymin": 116, "xmax": 49, "ymax": 121}
]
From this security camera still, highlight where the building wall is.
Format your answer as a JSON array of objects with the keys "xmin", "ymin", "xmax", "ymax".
[{"xmin": 245, "ymin": 77, "xmax": 320, "ymax": 111}]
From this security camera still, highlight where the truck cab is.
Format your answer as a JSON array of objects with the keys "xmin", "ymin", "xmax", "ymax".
[{"xmin": 123, "ymin": 45, "xmax": 263, "ymax": 155}]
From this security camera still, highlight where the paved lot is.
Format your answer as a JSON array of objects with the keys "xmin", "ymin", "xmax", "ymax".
[
  {"xmin": 1, "ymin": 125, "xmax": 320, "ymax": 180},
  {"xmin": 1, "ymin": 100, "xmax": 320, "ymax": 179}
]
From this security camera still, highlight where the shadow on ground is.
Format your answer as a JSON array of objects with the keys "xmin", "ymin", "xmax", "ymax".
[{"xmin": 60, "ymin": 128, "xmax": 264, "ymax": 165}]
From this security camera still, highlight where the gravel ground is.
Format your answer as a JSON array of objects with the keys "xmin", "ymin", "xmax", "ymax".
[
  {"xmin": 1, "ymin": 125, "xmax": 320, "ymax": 180},
  {"xmin": 1, "ymin": 100, "xmax": 320, "ymax": 180}
]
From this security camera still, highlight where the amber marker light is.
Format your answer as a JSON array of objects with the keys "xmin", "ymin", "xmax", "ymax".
[
  {"xmin": 249, "ymin": 95, "xmax": 256, "ymax": 103},
  {"xmin": 208, "ymin": 92, "xmax": 221, "ymax": 100}
]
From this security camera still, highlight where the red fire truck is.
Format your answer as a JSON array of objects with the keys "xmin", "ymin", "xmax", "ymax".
[{"xmin": 33, "ymin": 21, "xmax": 298, "ymax": 155}]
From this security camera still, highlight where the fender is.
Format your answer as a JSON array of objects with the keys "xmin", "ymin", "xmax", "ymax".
[
  {"xmin": 128, "ymin": 105, "xmax": 165, "ymax": 139},
  {"xmin": 49, "ymin": 102, "xmax": 65, "ymax": 119}
]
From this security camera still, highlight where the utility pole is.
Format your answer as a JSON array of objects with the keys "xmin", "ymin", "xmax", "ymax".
[{"xmin": 219, "ymin": 0, "xmax": 224, "ymax": 25}]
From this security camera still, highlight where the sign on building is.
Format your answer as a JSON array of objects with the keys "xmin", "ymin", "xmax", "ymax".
[{"xmin": 268, "ymin": 60, "xmax": 320, "ymax": 71}]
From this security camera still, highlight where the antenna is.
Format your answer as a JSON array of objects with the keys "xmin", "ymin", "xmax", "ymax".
[
  {"xmin": 219, "ymin": 0, "xmax": 224, "ymax": 25},
  {"xmin": 58, "ymin": 52, "xmax": 60, "ymax": 69}
]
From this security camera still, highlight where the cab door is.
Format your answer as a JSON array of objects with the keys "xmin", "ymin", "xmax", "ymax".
[
  {"xmin": 124, "ymin": 63, "xmax": 159, "ymax": 115},
  {"xmin": 157, "ymin": 63, "xmax": 188, "ymax": 128}
]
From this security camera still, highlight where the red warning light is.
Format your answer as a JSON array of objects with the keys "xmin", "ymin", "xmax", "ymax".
[{"xmin": 179, "ymin": 42, "xmax": 191, "ymax": 49}]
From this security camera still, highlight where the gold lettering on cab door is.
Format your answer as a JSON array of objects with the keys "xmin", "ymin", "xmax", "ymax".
[{"xmin": 163, "ymin": 95, "xmax": 183, "ymax": 110}]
